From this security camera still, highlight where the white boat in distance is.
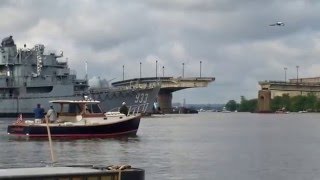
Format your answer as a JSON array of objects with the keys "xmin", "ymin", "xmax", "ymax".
[{"xmin": 221, "ymin": 107, "xmax": 231, "ymax": 113}]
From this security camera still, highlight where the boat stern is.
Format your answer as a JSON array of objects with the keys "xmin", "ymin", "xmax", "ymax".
[{"xmin": 7, "ymin": 124, "xmax": 30, "ymax": 136}]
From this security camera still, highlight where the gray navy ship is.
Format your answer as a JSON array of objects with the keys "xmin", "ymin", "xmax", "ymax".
[{"xmin": 0, "ymin": 36, "xmax": 160, "ymax": 117}]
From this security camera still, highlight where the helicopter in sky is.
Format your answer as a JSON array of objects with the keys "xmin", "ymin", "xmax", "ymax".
[{"xmin": 269, "ymin": 21, "xmax": 285, "ymax": 26}]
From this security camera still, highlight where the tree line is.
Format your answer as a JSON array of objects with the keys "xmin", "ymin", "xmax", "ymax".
[
  {"xmin": 225, "ymin": 93, "xmax": 320, "ymax": 112},
  {"xmin": 270, "ymin": 93, "xmax": 320, "ymax": 112},
  {"xmin": 225, "ymin": 96, "xmax": 257, "ymax": 112}
]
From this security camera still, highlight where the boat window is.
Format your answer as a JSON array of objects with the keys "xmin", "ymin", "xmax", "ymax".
[
  {"xmin": 60, "ymin": 103, "xmax": 81, "ymax": 114},
  {"xmin": 68, "ymin": 104, "xmax": 81, "ymax": 114},
  {"xmin": 90, "ymin": 104, "xmax": 102, "ymax": 113}
]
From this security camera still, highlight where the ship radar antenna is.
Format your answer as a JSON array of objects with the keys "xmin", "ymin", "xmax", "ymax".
[
  {"xmin": 85, "ymin": 61, "xmax": 88, "ymax": 81},
  {"xmin": 54, "ymin": 50, "xmax": 63, "ymax": 58}
]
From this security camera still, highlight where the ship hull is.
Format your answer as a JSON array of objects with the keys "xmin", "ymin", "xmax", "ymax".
[
  {"xmin": 92, "ymin": 86, "xmax": 160, "ymax": 113},
  {"xmin": 7, "ymin": 116, "xmax": 140, "ymax": 138},
  {"xmin": 0, "ymin": 86, "xmax": 160, "ymax": 117},
  {"xmin": 0, "ymin": 95, "xmax": 83, "ymax": 117}
]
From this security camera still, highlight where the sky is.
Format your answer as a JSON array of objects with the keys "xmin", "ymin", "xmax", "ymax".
[{"xmin": 1, "ymin": 0, "xmax": 320, "ymax": 104}]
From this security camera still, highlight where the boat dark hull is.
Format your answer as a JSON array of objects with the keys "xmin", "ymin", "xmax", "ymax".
[{"xmin": 7, "ymin": 117, "xmax": 140, "ymax": 138}]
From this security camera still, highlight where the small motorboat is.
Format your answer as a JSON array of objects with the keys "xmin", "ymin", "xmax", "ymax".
[
  {"xmin": 7, "ymin": 99, "xmax": 142, "ymax": 138},
  {"xmin": 221, "ymin": 107, "xmax": 231, "ymax": 113}
]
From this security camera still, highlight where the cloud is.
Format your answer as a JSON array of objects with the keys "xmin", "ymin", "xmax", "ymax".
[{"xmin": 2, "ymin": 0, "xmax": 320, "ymax": 104}]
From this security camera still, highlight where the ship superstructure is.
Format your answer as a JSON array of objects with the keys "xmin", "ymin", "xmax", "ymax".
[{"xmin": 0, "ymin": 36, "xmax": 88, "ymax": 115}]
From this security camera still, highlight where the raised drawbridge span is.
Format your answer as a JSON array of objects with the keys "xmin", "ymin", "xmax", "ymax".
[{"xmin": 112, "ymin": 77, "xmax": 215, "ymax": 113}]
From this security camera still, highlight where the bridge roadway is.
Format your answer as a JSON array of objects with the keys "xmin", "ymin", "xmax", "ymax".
[{"xmin": 112, "ymin": 77, "xmax": 215, "ymax": 113}]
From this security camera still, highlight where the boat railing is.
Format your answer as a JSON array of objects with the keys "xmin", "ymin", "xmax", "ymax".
[{"xmin": 108, "ymin": 103, "xmax": 149, "ymax": 116}]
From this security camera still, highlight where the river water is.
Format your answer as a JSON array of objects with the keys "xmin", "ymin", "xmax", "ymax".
[{"xmin": 1, "ymin": 112, "xmax": 320, "ymax": 180}]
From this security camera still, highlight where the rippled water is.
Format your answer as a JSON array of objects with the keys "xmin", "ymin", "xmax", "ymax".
[{"xmin": 1, "ymin": 112, "xmax": 320, "ymax": 180}]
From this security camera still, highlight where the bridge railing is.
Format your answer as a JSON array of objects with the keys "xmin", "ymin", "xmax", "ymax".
[{"xmin": 259, "ymin": 80, "xmax": 320, "ymax": 86}]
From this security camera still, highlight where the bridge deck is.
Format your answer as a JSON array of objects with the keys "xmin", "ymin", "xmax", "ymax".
[
  {"xmin": 111, "ymin": 76, "xmax": 215, "ymax": 113},
  {"xmin": 112, "ymin": 77, "xmax": 215, "ymax": 91}
]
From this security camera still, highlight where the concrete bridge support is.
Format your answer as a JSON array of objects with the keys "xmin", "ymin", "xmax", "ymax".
[
  {"xmin": 257, "ymin": 90, "xmax": 271, "ymax": 112},
  {"xmin": 157, "ymin": 91, "xmax": 173, "ymax": 113}
]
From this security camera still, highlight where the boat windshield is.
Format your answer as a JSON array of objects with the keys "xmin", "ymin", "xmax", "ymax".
[
  {"xmin": 59, "ymin": 103, "xmax": 82, "ymax": 115},
  {"xmin": 56, "ymin": 101, "xmax": 103, "ymax": 116},
  {"xmin": 86, "ymin": 104, "xmax": 102, "ymax": 113}
]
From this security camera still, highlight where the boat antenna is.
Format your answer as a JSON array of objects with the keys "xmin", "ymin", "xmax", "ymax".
[{"xmin": 45, "ymin": 116, "xmax": 56, "ymax": 165}]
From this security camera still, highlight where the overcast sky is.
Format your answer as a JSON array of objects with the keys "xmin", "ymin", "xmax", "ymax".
[{"xmin": 1, "ymin": 0, "xmax": 320, "ymax": 104}]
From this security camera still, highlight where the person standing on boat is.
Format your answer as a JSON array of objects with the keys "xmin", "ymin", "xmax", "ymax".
[
  {"xmin": 119, "ymin": 102, "xmax": 128, "ymax": 116},
  {"xmin": 46, "ymin": 105, "xmax": 57, "ymax": 123},
  {"xmin": 34, "ymin": 104, "xmax": 45, "ymax": 123}
]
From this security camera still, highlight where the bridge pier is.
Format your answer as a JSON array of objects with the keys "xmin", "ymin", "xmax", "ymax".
[
  {"xmin": 157, "ymin": 91, "xmax": 173, "ymax": 113},
  {"xmin": 257, "ymin": 90, "xmax": 271, "ymax": 112}
]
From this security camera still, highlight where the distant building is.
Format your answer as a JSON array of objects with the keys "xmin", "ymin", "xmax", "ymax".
[{"xmin": 258, "ymin": 77, "xmax": 320, "ymax": 112}]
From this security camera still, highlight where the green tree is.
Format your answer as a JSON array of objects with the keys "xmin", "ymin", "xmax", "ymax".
[
  {"xmin": 246, "ymin": 99, "xmax": 258, "ymax": 112},
  {"xmin": 315, "ymin": 101, "xmax": 320, "ymax": 112},
  {"xmin": 270, "ymin": 94, "xmax": 290, "ymax": 111},
  {"xmin": 290, "ymin": 95, "xmax": 307, "ymax": 112},
  {"xmin": 270, "ymin": 96, "xmax": 283, "ymax": 111},
  {"xmin": 238, "ymin": 96, "xmax": 257, "ymax": 112},
  {"xmin": 225, "ymin": 100, "xmax": 238, "ymax": 111},
  {"xmin": 282, "ymin": 94, "xmax": 291, "ymax": 111},
  {"xmin": 305, "ymin": 93, "xmax": 317, "ymax": 111},
  {"xmin": 270, "ymin": 93, "xmax": 319, "ymax": 112}
]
